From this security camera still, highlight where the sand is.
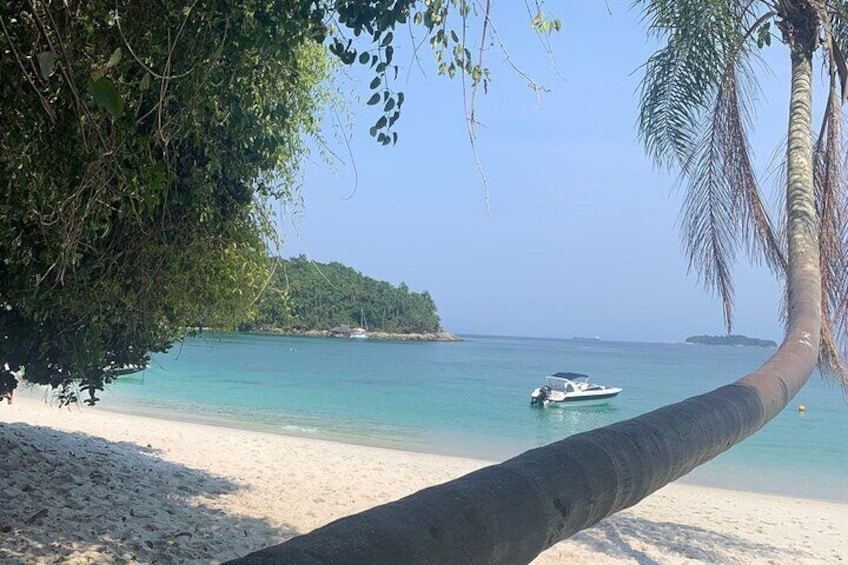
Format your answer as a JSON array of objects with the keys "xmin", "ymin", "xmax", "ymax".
[{"xmin": 0, "ymin": 392, "xmax": 845, "ymax": 564}]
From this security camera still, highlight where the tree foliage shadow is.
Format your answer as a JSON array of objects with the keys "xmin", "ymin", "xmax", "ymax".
[
  {"xmin": 567, "ymin": 513, "xmax": 811, "ymax": 564},
  {"xmin": 0, "ymin": 422, "xmax": 297, "ymax": 564}
]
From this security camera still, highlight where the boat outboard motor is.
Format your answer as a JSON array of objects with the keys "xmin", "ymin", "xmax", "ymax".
[{"xmin": 531, "ymin": 385, "xmax": 551, "ymax": 405}]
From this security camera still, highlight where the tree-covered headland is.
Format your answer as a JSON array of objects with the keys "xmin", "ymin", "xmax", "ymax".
[
  {"xmin": 685, "ymin": 335, "xmax": 778, "ymax": 347},
  {"xmin": 242, "ymin": 256, "xmax": 444, "ymax": 336}
]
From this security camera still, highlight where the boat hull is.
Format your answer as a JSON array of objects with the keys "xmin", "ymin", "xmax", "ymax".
[
  {"xmin": 543, "ymin": 393, "xmax": 619, "ymax": 407},
  {"xmin": 530, "ymin": 385, "xmax": 621, "ymax": 408}
]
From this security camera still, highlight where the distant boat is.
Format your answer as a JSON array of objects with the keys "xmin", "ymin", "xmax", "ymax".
[
  {"xmin": 104, "ymin": 363, "xmax": 146, "ymax": 376},
  {"xmin": 350, "ymin": 327, "xmax": 369, "ymax": 339},
  {"xmin": 572, "ymin": 336, "xmax": 601, "ymax": 342},
  {"xmin": 530, "ymin": 372, "xmax": 621, "ymax": 407}
]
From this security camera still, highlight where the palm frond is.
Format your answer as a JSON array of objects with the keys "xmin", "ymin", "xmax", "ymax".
[
  {"xmin": 718, "ymin": 61, "xmax": 787, "ymax": 276},
  {"xmin": 681, "ymin": 56, "xmax": 767, "ymax": 330},
  {"xmin": 637, "ymin": 0, "xmax": 751, "ymax": 169},
  {"xmin": 639, "ymin": 1, "xmax": 784, "ymax": 330},
  {"xmin": 813, "ymin": 64, "xmax": 848, "ymax": 392}
]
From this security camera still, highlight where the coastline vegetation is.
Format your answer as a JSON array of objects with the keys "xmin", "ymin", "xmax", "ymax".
[{"xmin": 239, "ymin": 256, "xmax": 442, "ymax": 336}]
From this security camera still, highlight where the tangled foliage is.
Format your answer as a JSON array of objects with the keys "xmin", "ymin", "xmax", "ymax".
[{"xmin": 0, "ymin": 1, "xmax": 328, "ymax": 403}]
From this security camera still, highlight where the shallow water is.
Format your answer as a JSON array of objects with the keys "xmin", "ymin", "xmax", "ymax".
[{"xmin": 102, "ymin": 333, "xmax": 848, "ymax": 502}]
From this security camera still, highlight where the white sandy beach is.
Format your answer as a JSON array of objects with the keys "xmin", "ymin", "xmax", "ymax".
[{"xmin": 0, "ymin": 393, "xmax": 845, "ymax": 564}]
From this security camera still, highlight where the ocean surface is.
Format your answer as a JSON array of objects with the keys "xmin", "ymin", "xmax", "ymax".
[{"xmin": 97, "ymin": 333, "xmax": 847, "ymax": 502}]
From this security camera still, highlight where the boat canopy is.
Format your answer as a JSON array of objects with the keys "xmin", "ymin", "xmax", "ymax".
[{"xmin": 549, "ymin": 371, "xmax": 589, "ymax": 380}]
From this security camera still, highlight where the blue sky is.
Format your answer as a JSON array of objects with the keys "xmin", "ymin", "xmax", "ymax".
[{"xmin": 278, "ymin": 3, "xmax": 798, "ymax": 343}]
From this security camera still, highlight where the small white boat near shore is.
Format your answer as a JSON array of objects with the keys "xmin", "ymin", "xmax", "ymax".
[
  {"xmin": 530, "ymin": 372, "xmax": 621, "ymax": 407},
  {"xmin": 349, "ymin": 327, "xmax": 369, "ymax": 339}
]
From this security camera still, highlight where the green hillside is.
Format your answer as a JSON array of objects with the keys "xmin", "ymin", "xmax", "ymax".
[{"xmin": 241, "ymin": 256, "xmax": 441, "ymax": 334}]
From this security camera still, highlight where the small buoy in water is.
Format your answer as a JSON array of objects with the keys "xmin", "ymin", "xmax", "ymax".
[{"xmin": 798, "ymin": 404, "xmax": 806, "ymax": 412}]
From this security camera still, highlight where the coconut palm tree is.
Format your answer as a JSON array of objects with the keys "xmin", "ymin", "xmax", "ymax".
[
  {"xmin": 225, "ymin": 2, "xmax": 847, "ymax": 563},
  {"xmin": 639, "ymin": 0, "xmax": 848, "ymax": 387}
]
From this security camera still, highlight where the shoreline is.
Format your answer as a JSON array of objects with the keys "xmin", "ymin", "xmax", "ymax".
[
  {"xmin": 1, "ymin": 394, "xmax": 846, "ymax": 564},
  {"xmin": 243, "ymin": 328, "xmax": 464, "ymax": 342},
  {"xmin": 21, "ymin": 386, "xmax": 847, "ymax": 505}
]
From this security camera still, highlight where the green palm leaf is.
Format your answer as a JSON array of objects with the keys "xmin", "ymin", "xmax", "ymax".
[
  {"xmin": 638, "ymin": 0, "xmax": 746, "ymax": 168},
  {"xmin": 640, "ymin": 0, "xmax": 784, "ymax": 330}
]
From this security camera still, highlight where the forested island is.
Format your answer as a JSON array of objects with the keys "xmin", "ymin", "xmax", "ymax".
[
  {"xmin": 239, "ymin": 256, "xmax": 459, "ymax": 341},
  {"xmin": 685, "ymin": 334, "xmax": 777, "ymax": 347}
]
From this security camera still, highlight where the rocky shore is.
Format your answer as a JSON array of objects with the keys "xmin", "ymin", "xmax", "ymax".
[
  {"xmin": 364, "ymin": 331, "xmax": 462, "ymax": 342},
  {"xmin": 277, "ymin": 329, "xmax": 463, "ymax": 342}
]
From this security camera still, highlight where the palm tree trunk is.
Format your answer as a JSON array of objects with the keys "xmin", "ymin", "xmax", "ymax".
[
  {"xmin": 223, "ymin": 28, "xmax": 823, "ymax": 565},
  {"xmin": 737, "ymin": 25, "xmax": 820, "ymax": 419}
]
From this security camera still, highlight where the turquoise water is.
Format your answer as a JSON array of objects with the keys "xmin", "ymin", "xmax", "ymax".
[{"xmin": 102, "ymin": 333, "xmax": 848, "ymax": 502}]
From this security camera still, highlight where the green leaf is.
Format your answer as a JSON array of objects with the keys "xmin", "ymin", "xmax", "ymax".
[
  {"xmin": 359, "ymin": 52, "xmax": 370, "ymax": 64},
  {"xmin": 90, "ymin": 77, "xmax": 123, "ymax": 118},
  {"xmin": 140, "ymin": 73, "xmax": 151, "ymax": 91},
  {"xmin": 366, "ymin": 93, "xmax": 381, "ymax": 106},
  {"xmin": 36, "ymin": 51, "xmax": 58, "ymax": 80},
  {"xmin": 106, "ymin": 47, "xmax": 122, "ymax": 68},
  {"xmin": 370, "ymin": 76, "xmax": 381, "ymax": 89}
]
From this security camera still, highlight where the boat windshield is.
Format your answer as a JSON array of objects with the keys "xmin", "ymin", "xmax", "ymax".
[
  {"xmin": 546, "ymin": 374, "xmax": 589, "ymax": 388},
  {"xmin": 545, "ymin": 376, "xmax": 585, "ymax": 389}
]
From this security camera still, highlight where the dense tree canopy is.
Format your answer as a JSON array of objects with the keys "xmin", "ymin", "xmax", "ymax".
[
  {"xmin": 1, "ymin": 1, "xmax": 333, "ymax": 403},
  {"xmin": 243, "ymin": 256, "xmax": 441, "ymax": 334},
  {"xmin": 0, "ymin": 2, "xmax": 336, "ymax": 403}
]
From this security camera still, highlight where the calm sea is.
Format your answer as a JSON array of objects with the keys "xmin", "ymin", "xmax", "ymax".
[{"xmin": 99, "ymin": 333, "xmax": 848, "ymax": 502}]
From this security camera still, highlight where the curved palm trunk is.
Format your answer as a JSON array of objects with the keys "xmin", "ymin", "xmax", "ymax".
[{"xmin": 224, "ymin": 34, "xmax": 822, "ymax": 565}]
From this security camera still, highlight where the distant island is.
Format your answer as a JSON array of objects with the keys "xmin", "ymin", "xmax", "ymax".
[
  {"xmin": 238, "ymin": 256, "xmax": 460, "ymax": 341},
  {"xmin": 685, "ymin": 334, "xmax": 777, "ymax": 347}
]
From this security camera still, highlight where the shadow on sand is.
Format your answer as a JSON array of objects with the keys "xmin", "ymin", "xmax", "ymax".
[
  {"xmin": 569, "ymin": 513, "xmax": 810, "ymax": 564},
  {"xmin": 0, "ymin": 420, "xmax": 819, "ymax": 564},
  {"xmin": 0, "ymin": 422, "xmax": 296, "ymax": 564}
]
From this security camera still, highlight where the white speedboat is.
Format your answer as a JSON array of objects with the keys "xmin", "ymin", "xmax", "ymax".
[{"xmin": 530, "ymin": 372, "xmax": 621, "ymax": 407}]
